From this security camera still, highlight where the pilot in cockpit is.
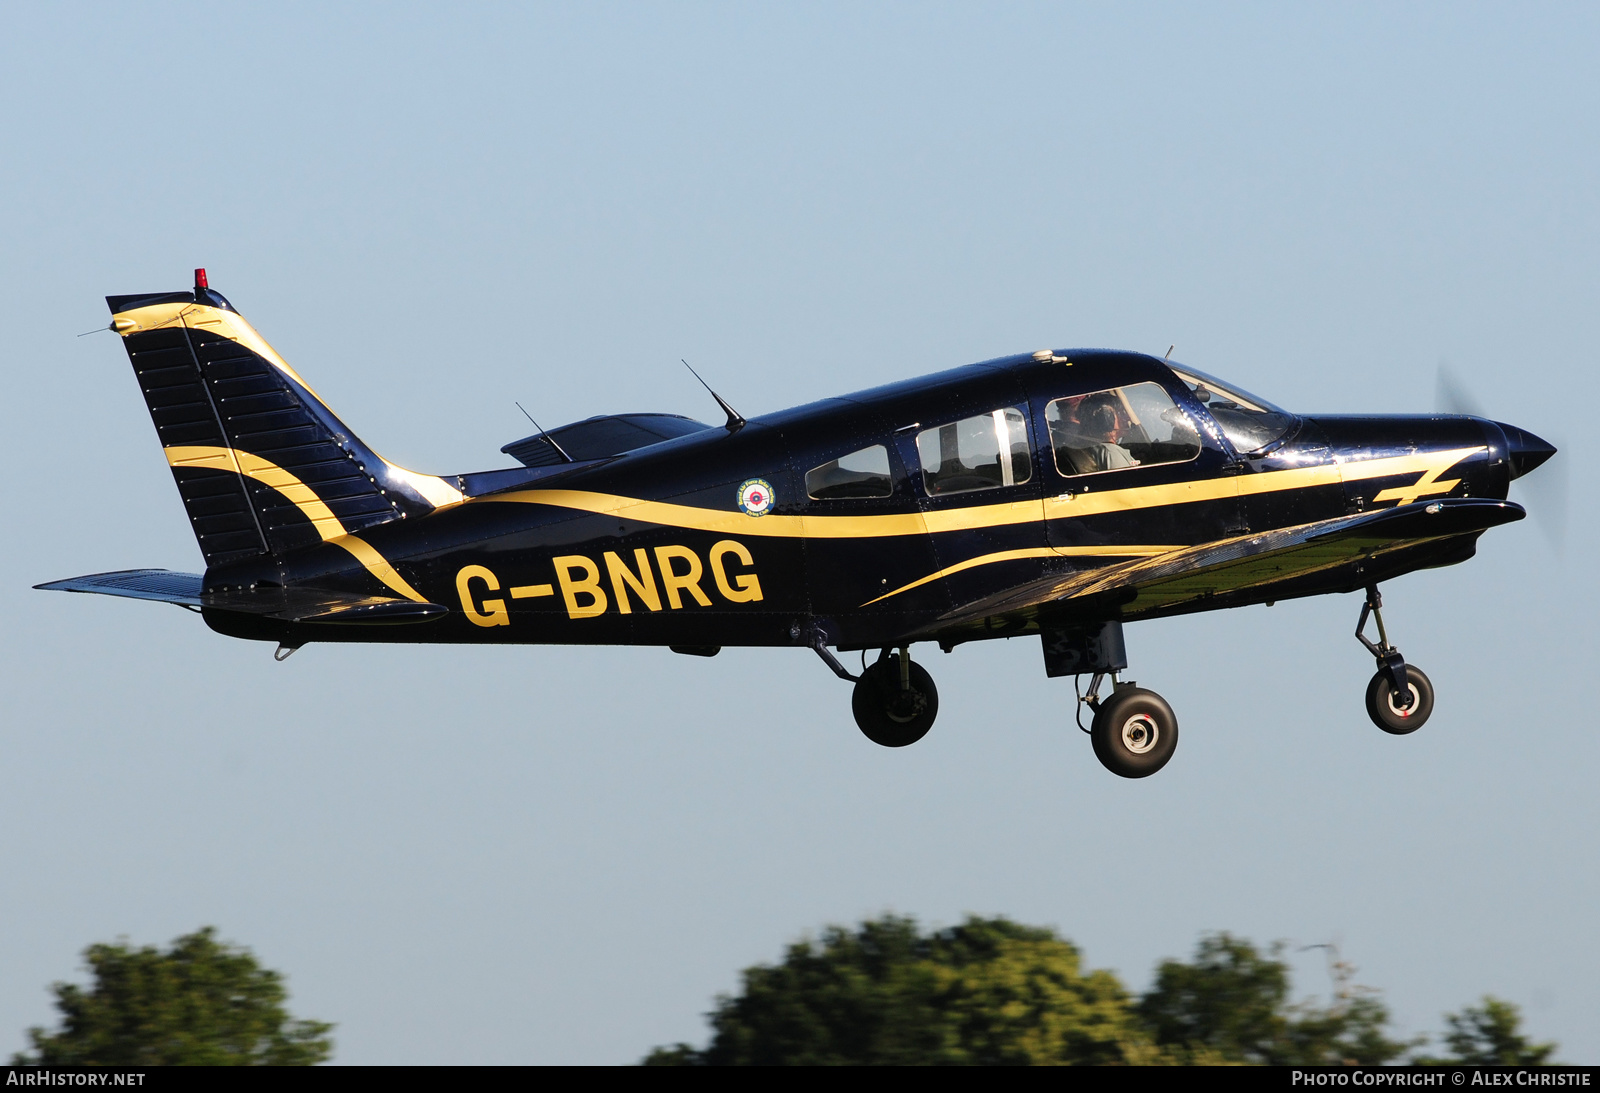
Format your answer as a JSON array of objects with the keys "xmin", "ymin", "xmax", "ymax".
[{"xmin": 1073, "ymin": 394, "xmax": 1139, "ymax": 473}]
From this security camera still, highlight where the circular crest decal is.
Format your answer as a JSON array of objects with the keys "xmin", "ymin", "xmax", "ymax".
[{"xmin": 737, "ymin": 478, "xmax": 775, "ymax": 517}]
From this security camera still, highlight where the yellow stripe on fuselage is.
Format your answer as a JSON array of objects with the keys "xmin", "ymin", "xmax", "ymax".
[
  {"xmin": 484, "ymin": 488, "xmax": 928, "ymax": 538},
  {"xmin": 164, "ymin": 445, "xmax": 427, "ymax": 603},
  {"xmin": 485, "ymin": 447, "xmax": 1487, "ymax": 539}
]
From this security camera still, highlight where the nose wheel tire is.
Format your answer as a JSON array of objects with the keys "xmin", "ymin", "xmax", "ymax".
[
  {"xmin": 852, "ymin": 654, "xmax": 938, "ymax": 747},
  {"xmin": 1090, "ymin": 687, "xmax": 1178, "ymax": 778},
  {"xmin": 1365, "ymin": 665, "xmax": 1433, "ymax": 735}
]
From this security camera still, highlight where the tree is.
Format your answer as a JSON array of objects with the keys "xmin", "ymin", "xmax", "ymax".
[
  {"xmin": 1138, "ymin": 933, "xmax": 1414, "ymax": 1065},
  {"xmin": 12, "ymin": 927, "xmax": 334, "ymax": 1066},
  {"xmin": 644, "ymin": 915, "xmax": 1166, "ymax": 1065},
  {"xmin": 646, "ymin": 918, "xmax": 1556, "ymax": 1067},
  {"xmin": 1138, "ymin": 933, "xmax": 1292, "ymax": 1062},
  {"xmin": 1416, "ymin": 997, "xmax": 1558, "ymax": 1066}
]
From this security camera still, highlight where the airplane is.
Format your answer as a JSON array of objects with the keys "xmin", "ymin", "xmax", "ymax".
[{"xmin": 38, "ymin": 270, "xmax": 1558, "ymax": 778}]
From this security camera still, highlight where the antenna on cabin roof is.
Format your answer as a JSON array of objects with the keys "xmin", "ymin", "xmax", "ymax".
[
  {"xmin": 516, "ymin": 401, "xmax": 574, "ymax": 463},
  {"xmin": 682, "ymin": 359, "xmax": 745, "ymax": 433},
  {"xmin": 1165, "ymin": 345, "xmax": 1175, "ymax": 360}
]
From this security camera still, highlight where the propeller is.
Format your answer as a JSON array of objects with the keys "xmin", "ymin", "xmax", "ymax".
[
  {"xmin": 1436, "ymin": 362, "xmax": 1568, "ymax": 553},
  {"xmin": 1434, "ymin": 362, "xmax": 1483, "ymax": 418}
]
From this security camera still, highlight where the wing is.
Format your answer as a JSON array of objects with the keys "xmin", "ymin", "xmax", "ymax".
[
  {"xmin": 920, "ymin": 498, "xmax": 1524, "ymax": 639},
  {"xmin": 36, "ymin": 569, "xmax": 446, "ymax": 625}
]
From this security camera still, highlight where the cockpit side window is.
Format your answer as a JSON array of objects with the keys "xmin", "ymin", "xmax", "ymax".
[
  {"xmin": 1169, "ymin": 367, "xmax": 1295, "ymax": 454},
  {"xmin": 806, "ymin": 443, "xmax": 893, "ymax": 500},
  {"xmin": 915, "ymin": 408, "xmax": 1032, "ymax": 496},
  {"xmin": 1046, "ymin": 382, "xmax": 1200, "ymax": 477}
]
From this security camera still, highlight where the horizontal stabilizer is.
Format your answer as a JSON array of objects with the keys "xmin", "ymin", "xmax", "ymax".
[
  {"xmin": 35, "ymin": 569, "xmax": 204, "ymax": 605},
  {"xmin": 37, "ymin": 570, "xmax": 446, "ymax": 625}
]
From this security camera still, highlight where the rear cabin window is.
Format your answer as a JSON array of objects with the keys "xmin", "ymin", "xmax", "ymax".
[
  {"xmin": 915, "ymin": 408, "xmax": 1032, "ymax": 496},
  {"xmin": 1046, "ymin": 382, "xmax": 1201, "ymax": 477},
  {"xmin": 806, "ymin": 444, "xmax": 893, "ymax": 500}
]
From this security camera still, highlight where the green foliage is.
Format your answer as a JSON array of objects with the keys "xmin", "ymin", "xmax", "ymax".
[
  {"xmin": 1139, "ymin": 933, "xmax": 1414, "ymax": 1065},
  {"xmin": 1415, "ymin": 997, "xmax": 1558, "ymax": 1066},
  {"xmin": 647, "ymin": 918, "xmax": 1559, "ymax": 1066},
  {"xmin": 1139, "ymin": 933, "xmax": 1292, "ymax": 1062},
  {"xmin": 12, "ymin": 928, "xmax": 333, "ymax": 1066},
  {"xmin": 643, "ymin": 915, "xmax": 1166, "ymax": 1065}
]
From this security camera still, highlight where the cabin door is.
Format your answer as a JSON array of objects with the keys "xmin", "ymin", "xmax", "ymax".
[
  {"xmin": 1028, "ymin": 374, "xmax": 1246, "ymax": 559},
  {"xmin": 899, "ymin": 378, "xmax": 1052, "ymax": 615}
]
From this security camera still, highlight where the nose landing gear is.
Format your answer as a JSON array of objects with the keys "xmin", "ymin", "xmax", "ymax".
[{"xmin": 1356, "ymin": 585, "xmax": 1434, "ymax": 734}]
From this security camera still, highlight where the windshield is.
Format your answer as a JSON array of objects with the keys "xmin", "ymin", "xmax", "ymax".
[{"xmin": 1168, "ymin": 366, "xmax": 1295, "ymax": 453}]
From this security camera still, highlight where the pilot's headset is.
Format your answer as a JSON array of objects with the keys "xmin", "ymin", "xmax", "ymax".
[{"xmin": 1083, "ymin": 397, "xmax": 1121, "ymax": 440}]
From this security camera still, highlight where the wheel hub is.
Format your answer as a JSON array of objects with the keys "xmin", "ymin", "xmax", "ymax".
[
  {"xmin": 886, "ymin": 690, "xmax": 928, "ymax": 723},
  {"xmin": 1120, "ymin": 714, "xmax": 1159, "ymax": 754},
  {"xmin": 1386, "ymin": 685, "xmax": 1419, "ymax": 717}
]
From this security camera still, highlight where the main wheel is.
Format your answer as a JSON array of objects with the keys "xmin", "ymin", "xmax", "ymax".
[
  {"xmin": 852, "ymin": 654, "xmax": 938, "ymax": 747},
  {"xmin": 1365, "ymin": 664, "xmax": 1433, "ymax": 734},
  {"xmin": 1090, "ymin": 687, "xmax": 1178, "ymax": 778}
]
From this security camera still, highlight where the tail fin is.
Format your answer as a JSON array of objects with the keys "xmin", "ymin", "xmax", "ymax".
[{"xmin": 107, "ymin": 270, "xmax": 462, "ymax": 567}]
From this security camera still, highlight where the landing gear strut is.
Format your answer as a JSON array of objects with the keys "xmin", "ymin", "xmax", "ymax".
[
  {"xmin": 1355, "ymin": 585, "xmax": 1434, "ymax": 734},
  {"xmin": 810, "ymin": 640, "xmax": 940, "ymax": 748}
]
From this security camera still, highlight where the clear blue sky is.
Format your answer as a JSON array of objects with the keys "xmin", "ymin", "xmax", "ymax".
[{"xmin": 2, "ymin": 2, "xmax": 1594, "ymax": 1064}]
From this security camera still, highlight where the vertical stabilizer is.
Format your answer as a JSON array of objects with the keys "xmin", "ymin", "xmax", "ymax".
[{"xmin": 107, "ymin": 271, "xmax": 462, "ymax": 567}]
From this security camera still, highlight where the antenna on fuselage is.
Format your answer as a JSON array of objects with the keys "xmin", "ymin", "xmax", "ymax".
[
  {"xmin": 1165, "ymin": 345, "xmax": 1174, "ymax": 360},
  {"xmin": 516, "ymin": 401, "xmax": 574, "ymax": 463},
  {"xmin": 681, "ymin": 359, "xmax": 746, "ymax": 433}
]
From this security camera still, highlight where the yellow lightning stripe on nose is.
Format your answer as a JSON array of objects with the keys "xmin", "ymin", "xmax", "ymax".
[
  {"xmin": 1371, "ymin": 465, "xmax": 1462, "ymax": 507},
  {"xmin": 163, "ymin": 445, "xmax": 427, "ymax": 603}
]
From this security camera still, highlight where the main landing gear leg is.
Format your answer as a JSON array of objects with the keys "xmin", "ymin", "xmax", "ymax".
[
  {"xmin": 1355, "ymin": 585, "xmax": 1434, "ymax": 734},
  {"xmin": 809, "ymin": 638, "xmax": 940, "ymax": 748},
  {"xmin": 857, "ymin": 647, "xmax": 940, "ymax": 747},
  {"xmin": 1047, "ymin": 622, "xmax": 1178, "ymax": 778}
]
